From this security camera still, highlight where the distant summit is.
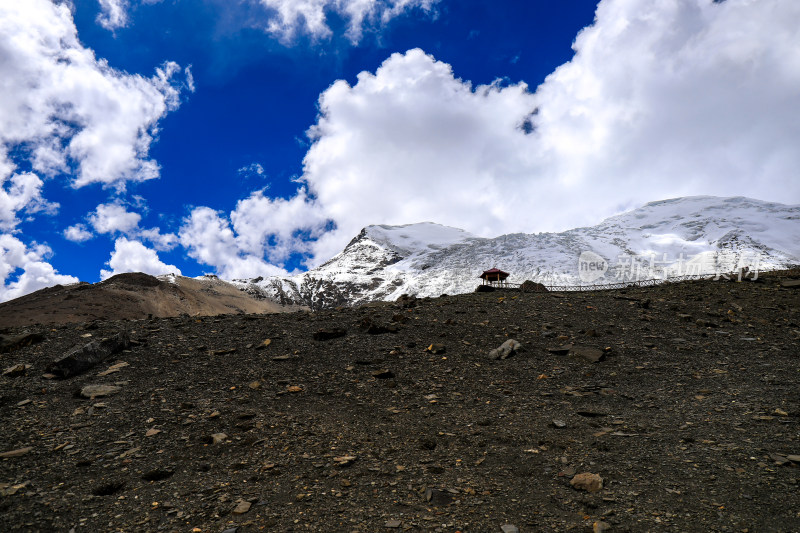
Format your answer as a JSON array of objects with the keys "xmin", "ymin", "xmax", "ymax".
[{"xmin": 234, "ymin": 196, "xmax": 800, "ymax": 309}]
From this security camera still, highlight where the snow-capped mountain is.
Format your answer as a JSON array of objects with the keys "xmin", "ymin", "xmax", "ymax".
[{"xmin": 234, "ymin": 196, "xmax": 800, "ymax": 309}]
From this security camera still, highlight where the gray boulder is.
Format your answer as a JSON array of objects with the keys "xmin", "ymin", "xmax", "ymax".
[
  {"xmin": 489, "ymin": 339, "xmax": 522, "ymax": 360},
  {"xmin": 47, "ymin": 332, "xmax": 130, "ymax": 378}
]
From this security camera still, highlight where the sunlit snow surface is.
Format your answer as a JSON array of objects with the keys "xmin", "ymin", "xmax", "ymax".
[{"xmin": 235, "ymin": 196, "xmax": 800, "ymax": 307}]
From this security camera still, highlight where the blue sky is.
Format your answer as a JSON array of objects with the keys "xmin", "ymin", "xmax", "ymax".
[{"xmin": 1, "ymin": 0, "xmax": 799, "ymax": 300}]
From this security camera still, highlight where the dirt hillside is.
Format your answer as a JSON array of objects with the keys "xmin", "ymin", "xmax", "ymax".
[
  {"xmin": 0, "ymin": 271, "xmax": 799, "ymax": 532},
  {"xmin": 0, "ymin": 273, "xmax": 303, "ymax": 327}
]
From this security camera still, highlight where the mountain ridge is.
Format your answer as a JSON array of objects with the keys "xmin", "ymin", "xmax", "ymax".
[
  {"xmin": 234, "ymin": 196, "xmax": 800, "ymax": 309},
  {"xmin": 0, "ymin": 272, "xmax": 305, "ymax": 327}
]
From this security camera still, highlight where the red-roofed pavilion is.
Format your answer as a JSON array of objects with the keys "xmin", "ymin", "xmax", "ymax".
[{"xmin": 479, "ymin": 268, "xmax": 510, "ymax": 287}]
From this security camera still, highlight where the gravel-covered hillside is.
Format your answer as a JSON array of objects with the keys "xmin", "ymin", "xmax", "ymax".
[{"xmin": 1, "ymin": 271, "xmax": 799, "ymax": 532}]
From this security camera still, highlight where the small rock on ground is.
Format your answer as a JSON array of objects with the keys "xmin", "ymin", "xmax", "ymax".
[
  {"xmin": 570, "ymin": 472, "xmax": 604, "ymax": 492},
  {"xmin": 489, "ymin": 339, "xmax": 522, "ymax": 360},
  {"xmin": 0, "ymin": 447, "xmax": 33, "ymax": 458},
  {"xmin": 232, "ymin": 500, "xmax": 251, "ymax": 514},
  {"xmin": 80, "ymin": 384, "xmax": 122, "ymax": 399}
]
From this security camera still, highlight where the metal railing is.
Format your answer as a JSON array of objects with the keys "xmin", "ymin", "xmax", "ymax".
[{"xmin": 492, "ymin": 274, "xmax": 721, "ymax": 293}]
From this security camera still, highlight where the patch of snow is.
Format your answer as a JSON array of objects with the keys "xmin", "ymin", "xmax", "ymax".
[{"xmin": 158, "ymin": 273, "xmax": 179, "ymax": 285}]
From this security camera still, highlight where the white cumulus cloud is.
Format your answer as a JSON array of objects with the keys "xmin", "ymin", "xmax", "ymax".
[
  {"xmin": 0, "ymin": 0, "xmax": 184, "ymax": 300},
  {"xmin": 300, "ymin": 47, "xmax": 542, "ymax": 262},
  {"xmin": 97, "ymin": 0, "xmax": 129, "ymax": 30},
  {"xmin": 98, "ymin": 0, "xmax": 437, "ymax": 43},
  {"xmin": 182, "ymin": 0, "xmax": 800, "ymax": 276},
  {"xmin": 84, "ymin": 201, "xmax": 178, "ymax": 250},
  {"xmin": 238, "ymin": 163, "xmax": 266, "ymax": 179},
  {"xmin": 97, "ymin": 0, "xmax": 166, "ymax": 30},
  {"xmin": 179, "ymin": 205, "xmax": 294, "ymax": 280},
  {"xmin": 0, "ymin": 236, "xmax": 79, "ymax": 302},
  {"xmin": 64, "ymin": 224, "xmax": 94, "ymax": 243},
  {"xmin": 258, "ymin": 0, "xmax": 438, "ymax": 43},
  {"xmin": 0, "ymin": 0, "xmax": 187, "ymax": 189},
  {"xmin": 138, "ymin": 227, "xmax": 179, "ymax": 252},
  {"xmin": 0, "ymin": 172, "xmax": 58, "ymax": 231},
  {"xmin": 89, "ymin": 203, "xmax": 143, "ymax": 235},
  {"xmin": 100, "ymin": 237, "xmax": 181, "ymax": 280}
]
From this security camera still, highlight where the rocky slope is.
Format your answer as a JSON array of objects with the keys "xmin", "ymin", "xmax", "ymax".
[
  {"xmin": 0, "ymin": 273, "xmax": 303, "ymax": 327},
  {"xmin": 235, "ymin": 196, "xmax": 800, "ymax": 309},
  {"xmin": 1, "ymin": 271, "xmax": 799, "ymax": 531}
]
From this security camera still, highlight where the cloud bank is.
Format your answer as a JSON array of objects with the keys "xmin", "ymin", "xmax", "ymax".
[
  {"xmin": 0, "ymin": 0, "xmax": 188, "ymax": 300},
  {"xmin": 100, "ymin": 237, "xmax": 181, "ymax": 280},
  {"xmin": 98, "ymin": 0, "xmax": 438, "ymax": 43},
  {"xmin": 178, "ymin": 189, "xmax": 326, "ymax": 279},
  {"xmin": 257, "ymin": 0, "xmax": 439, "ymax": 43},
  {"xmin": 181, "ymin": 0, "xmax": 800, "ymax": 278},
  {"xmin": 0, "ymin": 236, "xmax": 78, "ymax": 302},
  {"xmin": 0, "ymin": 1, "xmax": 188, "ymax": 189}
]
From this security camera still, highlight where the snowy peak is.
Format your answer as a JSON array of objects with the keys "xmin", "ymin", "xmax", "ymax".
[
  {"xmin": 587, "ymin": 195, "xmax": 800, "ymax": 262},
  {"xmin": 319, "ymin": 222, "xmax": 478, "ymax": 276},
  {"xmin": 362, "ymin": 222, "xmax": 477, "ymax": 256},
  {"xmin": 237, "ymin": 196, "xmax": 800, "ymax": 309}
]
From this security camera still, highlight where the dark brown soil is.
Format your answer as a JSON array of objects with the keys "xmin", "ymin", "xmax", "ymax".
[{"xmin": 1, "ymin": 272, "xmax": 799, "ymax": 532}]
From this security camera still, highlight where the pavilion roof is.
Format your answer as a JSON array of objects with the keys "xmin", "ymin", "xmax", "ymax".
[{"xmin": 478, "ymin": 268, "xmax": 510, "ymax": 280}]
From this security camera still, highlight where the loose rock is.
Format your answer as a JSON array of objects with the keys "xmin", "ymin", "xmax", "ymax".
[
  {"xmin": 80, "ymin": 384, "xmax": 122, "ymax": 399},
  {"xmin": 97, "ymin": 361, "xmax": 129, "ymax": 376},
  {"xmin": 0, "ymin": 332, "xmax": 44, "ymax": 354},
  {"xmin": 593, "ymin": 521, "xmax": 612, "ymax": 533},
  {"xmin": 47, "ymin": 332, "xmax": 130, "ymax": 378},
  {"xmin": 333, "ymin": 455, "xmax": 357, "ymax": 467},
  {"xmin": 209, "ymin": 433, "xmax": 228, "ymax": 445},
  {"xmin": 0, "ymin": 447, "xmax": 33, "ymax": 458},
  {"xmin": 426, "ymin": 343, "xmax": 446, "ymax": 354},
  {"xmin": 232, "ymin": 501, "xmax": 251, "ymax": 514},
  {"xmin": 255, "ymin": 338, "xmax": 272, "ymax": 349},
  {"xmin": 2, "ymin": 363, "xmax": 30, "ymax": 377},
  {"xmin": 142, "ymin": 468, "xmax": 174, "ymax": 481},
  {"xmin": 489, "ymin": 339, "xmax": 522, "ymax": 360},
  {"xmin": 570, "ymin": 472, "xmax": 604, "ymax": 492},
  {"xmin": 425, "ymin": 488, "xmax": 453, "ymax": 506},
  {"xmin": 548, "ymin": 344, "xmax": 573, "ymax": 355},
  {"xmin": 569, "ymin": 346, "xmax": 605, "ymax": 363},
  {"xmin": 371, "ymin": 369, "xmax": 395, "ymax": 379}
]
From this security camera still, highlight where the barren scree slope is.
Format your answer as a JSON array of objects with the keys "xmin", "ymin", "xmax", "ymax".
[{"xmin": 0, "ymin": 271, "xmax": 799, "ymax": 532}]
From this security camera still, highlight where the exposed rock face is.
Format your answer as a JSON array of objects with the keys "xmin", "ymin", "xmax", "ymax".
[
  {"xmin": 46, "ymin": 333, "xmax": 131, "ymax": 378},
  {"xmin": 234, "ymin": 196, "xmax": 800, "ymax": 310}
]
